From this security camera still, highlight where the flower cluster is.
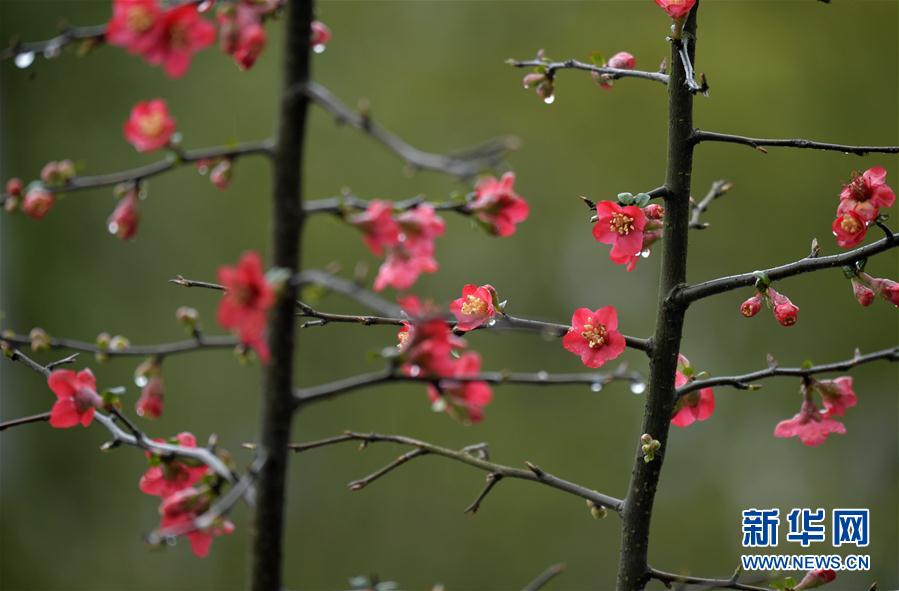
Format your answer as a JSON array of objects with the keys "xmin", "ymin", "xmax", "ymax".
[
  {"xmin": 592, "ymin": 51, "xmax": 636, "ymax": 90},
  {"xmin": 396, "ymin": 307, "xmax": 492, "ymax": 424},
  {"xmin": 591, "ymin": 194, "xmax": 664, "ymax": 271},
  {"xmin": 467, "ymin": 173, "xmax": 530, "ymax": 237},
  {"xmin": 139, "ymin": 432, "xmax": 233, "ymax": 557},
  {"xmin": 216, "ymin": 251, "xmax": 275, "ymax": 362},
  {"xmin": 774, "ymin": 377, "xmax": 857, "ymax": 446},
  {"xmin": 217, "ymin": 1, "xmax": 281, "ymax": 70},
  {"xmin": 671, "ymin": 354, "xmax": 715, "ymax": 428},
  {"xmin": 562, "ymin": 306, "xmax": 626, "ymax": 368},
  {"xmin": 739, "ymin": 286, "xmax": 799, "ymax": 327},
  {"xmin": 46, "ymin": 368, "xmax": 103, "ymax": 428},
  {"xmin": 107, "ymin": 0, "xmax": 216, "ymax": 79},
  {"xmin": 847, "ymin": 270, "xmax": 899, "ymax": 308},
  {"xmin": 350, "ymin": 202, "xmax": 445, "ymax": 292},
  {"xmin": 450, "ymin": 284, "xmax": 499, "ymax": 332},
  {"xmin": 3, "ymin": 161, "xmax": 76, "ymax": 220},
  {"xmin": 831, "ymin": 167, "xmax": 894, "ymax": 248}
]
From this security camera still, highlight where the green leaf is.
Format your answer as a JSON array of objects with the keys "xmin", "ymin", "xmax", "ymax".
[{"xmin": 617, "ymin": 192, "xmax": 634, "ymax": 205}]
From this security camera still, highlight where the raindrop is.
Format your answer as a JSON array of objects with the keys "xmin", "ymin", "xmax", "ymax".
[
  {"xmin": 630, "ymin": 381, "xmax": 646, "ymax": 395},
  {"xmin": 543, "ymin": 94, "xmax": 555, "ymax": 105},
  {"xmin": 431, "ymin": 397, "xmax": 446, "ymax": 412},
  {"xmin": 536, "ymin": 370, "xmax": 549, "ymax": 381},
  {"xmin": 313, "ymin": 44, "xmax": 327, "ymax": 54},
  {"xmin": 108, "ymin": 222, "xmax": 120, "ymax": 235},
  {"xmin": 408, "ymin": 365, "xmax": 421, "ymax": 377},
  {"xmin": 197, "ymin": 164, "xmax": 209, "ymax": 175},
  {"xmin": 590, "ymin": 382, "xmax": 603, "ymax": 393},
  {"xmin": 135, "ymin": 375, "xmax": 149, "ymax": 388},
  {"xmin": 640, "ymin": 249, "xmax": 651, "ymax": 258},
  {"xmin": 487, "ymin": 318, "xmax": 497, "ymax": 327},
  {"xmin": 197, "ymin": 0, "xmax": 214, "ymax": 13},
  {"xmin": 14, "ymin": 51, "xmax": 35, "ymax": 69}
]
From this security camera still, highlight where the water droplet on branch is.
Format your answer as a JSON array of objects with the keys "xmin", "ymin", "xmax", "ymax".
[
  {"xmin": 630, "ymin": 381, "xmax": 646, "ymax": 394},
  {"xmin": 14, "ymin": 52, "xmax": 35, "ymax": 69}
]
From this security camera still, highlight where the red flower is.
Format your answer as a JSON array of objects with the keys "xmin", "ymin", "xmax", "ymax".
[
  {"xmin": 397, "ymin": 205, "xmax": 446, "ymax": 249},
  {"xmin": 427, "ymin": 352, "xmax": 493, "ymax": 424},
  {"xmin": 139, "ymin": 432, "xmax": 209, "ymax": 497},
  {"xmin": 351, "ymin": 200, "xmax": 400, "ymax": 256},
  {"xmin": 136, "ymin": 375, "xmax": 165, "ymax": 419},
  {"xmin": 310, "ymin": 20, "xmax": 331, "ymax": 52},
  {"xmin": 144, "ymin": 3, "xmax": 216, "ymax": 78},
  {"xmin": 159, "ymin": 487, "xmax": 234, "ymax": 557},
  {"xmin": 831, "ymin": 210, "xmax": 867, "ymax": 248},
  {"xmin": 671, "ymin": 355, "xmax": 714, "ymax": 428},
  {"xmin": 469, "ymin": 173, "xmax": 530, "ymax": 237},
  {"xmin": 654, "ymin": 0, "xmax": 696, "ymax": 19},
  {"xmin": 450, "ymin": 284, "xmax": 497, "ymax": 332},
  {"xmin": 233, "ymin": 22, "xmax": 266, "ymax": 70},
  {"xmin": 592, "ymin": 201, "xmax": 648, "ymax": 261},
  {"xmin": 774, "ymin": 399, "xmax": 846, "ymax": 447},
  {"xmin": 594, "ymin": 51, "xmax": 636, "ymax": 90},
  {"xmin": 862, "ymin": 274, "xmax": 899, "ymax": 306},
  {"xmin": 402, "ymin": 318, "xmax": 465, "ymax": 377},
  {"xmin": 123, "ymin": 99, "xmax": 176, "ymax": 152},
  {"xmin": 815, "ymin": 376, "xmax": 857, "ymax": 418},
  {"xmin": 108, "ymin": 192, "xmax": 141, "ymax": 240},
  {"xmin": 22, "ymin": 187, "xmax": 55, "ymax": 219},
  {"xmin": 562, "ymin": 306, "xmax": 626, "ymax": 368},
  {"xmin": 768, "ymin": 288, "xmax": 799, "ymax": 327},
  {"xmin": 373, "ymin": 247, "xmax": 438, "ymax": 292},
  {"xmin": 47, "ymin": 369, "xmax": 102, "ymax": 428},
  {"xmin": 217, "ymin": 251, "xmax": 274, "ymax": 362},
  {"xmin": 106, "ymin": 0, "xmax": 164, "ymax": 55},
  {"xmin": 850, "ymin": 278, "xmax": 875, "ymax": 307},
  {"xmin": 838, "ymin": 166, "xmax": 895, "ymax": 222},
  {"xmin": 795, "ymin": 569, "xmax": 837, "ymax": 591},
  {"xmin": 740, "ymin": 293, "xmax": 763, "ymax": 317}
]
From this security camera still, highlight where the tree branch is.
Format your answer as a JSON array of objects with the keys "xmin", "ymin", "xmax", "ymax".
[
  {"xmin": 678, "ymin": 346, "xmax": 899, "ymax": 398},
  {"xmin": 521, "ymin": 563, "xmax": 567, "ymax": 591},
  {"xmin": 648, "ymin": 566, "xmax": 769, "ymax": 591},
  {"xmin": 0, "ymin": 411, "xmax": 51, "ymax": 432},
  {"xmin": 508, "ymin": 58, "xmax": 669, "ymax": 86},
  {"xmin": 689, "ymin": 179, "xmax": 733, "ymax": 230},
  {"xmin": 678, "ymin": 230, "xmax": 899, "ymax": 304},
  {"xmin": 304, "ymin": 81, "xmax": 517, "ymax": 179},
  {"xmin": 694, "ymin": 130, "xmax": 899, "ymax": 156},
  {"xmin": 279, "ymin": 431, "xmax": 624, "ymax": 512},
  {"xmin": 303, "ymin": 193, "xmax": 468, "ymax": 216},
  {"xmin": 1, "ymin": 333, "xmax": 237, "ymax": 359}
]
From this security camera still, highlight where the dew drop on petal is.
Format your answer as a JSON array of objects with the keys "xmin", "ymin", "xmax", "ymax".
[
  {"xmin": 14, "ymin": 51, "xmax": 35, "ymax": 69},
  {"xmin": 313, "ymin": 44, "xmax": 326, "ymax": 54},
  {"xmin": 108, "ymin": 222, "xmax": 120, "ymax": 236},
  {"xmin": 408, "ymin": 365, "xmax": 421, "ymax": 377},
  {"xmin": 590, "ymin": 382, "xmax": 603, "ymax": 393},
  {"xmin": 543, "ymin": 94, "xmax": 555, "ymax": 105},
  {"xmin": 640, "ymin": 249, "xmax": 651, "ymax": 258},
  {"xmin": 135, "ymin": 375, "xmax": 149, "ymax": 387},
  {"xmin": 197, "ymin": 0, "xmax": 214, "ymax": 13},
  {"xmin": 630, "ymin": 381, "xmax": 646, "ymax": 395},
  {"xmin": 431, "ymin": 397, "xmax": 446, "ymax": 412}
]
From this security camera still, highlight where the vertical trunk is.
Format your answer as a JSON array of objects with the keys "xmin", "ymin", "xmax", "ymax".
[
  {"xmin": 616, "ymin": 6, "xmax": 699, "ymax": 591},
  {"xmin": 250, "ymin": 1, "xmax": 312, "ymax": 590}
]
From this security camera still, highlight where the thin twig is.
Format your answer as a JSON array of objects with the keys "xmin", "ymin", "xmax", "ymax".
[
  {"xmin": 521, "ymin": 563, "xmax": 567, "ymax": 591},
  {"xmin": 648, "ymin": 566, "xmax": 769, "ymax": 591},
  {"xmin": 689, "ymin": 180, "xmax": 733, "ymax": 230},
  {"xmin": 1, "ymin": 333, "xmax": 237, "ymax": 360},
  {"xmin": 464, "ymin": 472, "xmax": 503, "ymax": 514},
  {"xmin": 694, "ymin": 130, "xmax": 899, "ymax": 156},
  {"xmin": 508, "ymin": 58, "xmax": 669, "ymax": 86},
  {"xmin": 0, "ymin": 412, "xmax": 51, "ymax": 432}
]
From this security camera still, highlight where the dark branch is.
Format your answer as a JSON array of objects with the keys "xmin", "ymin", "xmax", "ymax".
[
  {"xmin": 678, "ymin": 346, "xmax": 899, "ymax": 398},
  {"xmin": 648, "ymin": 566, "xmax": 769, "ymax": 591},
  {"xmin": 1, "ymin": 333, "xmax": 237, "ymax": 360},
  {"xmin": 678, "ymin": 230, "xmax": 899, "ymax": 303},
  {"xmin": 0, "ymin": 411, "xmax": 51, "ymax": 432},
  {"xmin": 694, "ymin": 130, "xmax": 899, "ymax": 156},
  {"xmin": 689, "ymin": 180, "xmax": 733, "ymax": 230},
  {"xmin": 464, "ymin": 472, "xmax": 503, "ymax": 514},
  {"xmin": 280, "ymin": 431, "xmax": 624, "ymax": 512},
  {"xmin": 521, "ymin": 563, "xmax": 567, "ymax": 591},
  {"xmin": 508, "ymin": 58, "xmax": 669, "ymax": 86},
  {"xmin": 1, "ymin": 24, "xmax": 106, "ymax": 63},
  {"xmin": 305, "ymin": 81, "xmax": 517, "ymax": 179},
  {"xmin": 304, "ymin": 193, "xmax": 468, "ymax": 216}
]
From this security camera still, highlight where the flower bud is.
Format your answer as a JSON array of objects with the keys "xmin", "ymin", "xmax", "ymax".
[
  {"xmin": 22, "ymin": 187, "xmax": 55, "ymax": 219},
  {"xmin": 109, "ymin": 335, "xmax": 130, "ymax": 351},
  {"xmin": 310, "ymin": 20, "xmax": 331, "ymax": 51},
  {"xmin": 40, "ymin": 162, "xmax": 61, "ymax": 186},
  {"xmin": 4, "ymin": 194, "xmax": 20, "ymax": 213},
  {"xmin": 209, "ymin": 159, "xmax": 233, "ymax": 190},
  {"xmin": 521, "ymin": 72, "xmax": 546, "ymax": 88},
  {"xmin": 586, "ymin": 500, "xmax": 608, "ymax": 520},
  {"xmin": 176, "ymin": 306, "xmax": 200, "ymax": 327},
  {"xmin": 107, "ymin": 193, "xmax": 140, "ymax": 241},
  {"xmin": 29, "ymin": 327, "xmax": 50, "ymax": 352},
  {"xmin": 57, "ymin": 160, "xmax": 76, "ymax": 182},
  {"xmin": 136, "ymin": 375, "xmax": 165, "ymax": 419},
  {"xmin": 607, "ymin": 51, "xmax": 636, "ymax": 70},
  {"xmin": 795, "ymin": 569, "xmax": 837, "ymax": 591},
  {"xmin": 850, "ymin": 278, "xmax": 875, "ymax": 307},
  {"xmin": 740, "ymin": 293, "xmax": 763, "ymax": 318},
  {"xmin": 863, "ymin": 274, "xmax": 899, "ymax": 306},
  {"xmin": 643, "ymin": 203, "xmax": 665, "ymax": 220},
  {"xmin": 768, "ymin": 288, "xmax": 799, "ymax": 327},
  {"xmin": 5, "ymin": 178, "xmax": 23, "ymax": 198},
  {"xmin": 640, "ymin": 433, "xmax": 652, "ymax": 445}
]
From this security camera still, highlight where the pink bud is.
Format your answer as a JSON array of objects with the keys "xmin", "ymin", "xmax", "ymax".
[
  {"xmin": 234, "ymin": 23, "xmax": 266, "ymax": 70},
  {"xmin": 22, "ymin": 187, "xmax": 55, "ymax": 219},
  {"xmin": 210, "ymin": 159, "xmax": 233, "ymax": 190},
  {"xmin": 607, "ymin": 51, "xmax": 636, "ymax": 70},
  {"xmin": 643, "ymin": 203, "xmax": 665, "ymax": 220},
  {"xmin": 795, "ymin": 569, "xmax": 837, "ymax": 591},
  {"xmin": 768, "ymin": 288, "xmax": 799, "ymax": 327},
  {"xmin": 107, "ymin": 193, "xmax": 140, "ymax": 240},
  {"xmin": 522, "ymin": 72, "xmax": 546, "ymax": 88},
  {"xmin": 850, "ymin": 278, "xmax": 875, "ymax": 307},
  {"xmin": 5, "ymin": 178, "xmax": 23, "ymax": 197},
  {"xmin": 739, "ymin": 293, "xmax": 763, "ymax": 318},
  {"xmin": 866, "ymin": 275, "xmax": 899, "ymax": 306},
  {"xmin": 310, "ymin": 20, "xmax": 331, "ymax": 49},
  {"xmin": 136, "ymin": 375, "xmax": 165, "ymax": 419}
]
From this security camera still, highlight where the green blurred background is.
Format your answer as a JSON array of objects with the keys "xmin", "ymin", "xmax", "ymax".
[{"xmin": 1, "ymin": 1, "xmax": 897, "ymax": 589}]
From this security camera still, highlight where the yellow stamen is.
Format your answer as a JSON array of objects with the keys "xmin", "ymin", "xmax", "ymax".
[
  {"xmin": 580, "ymin": 320, "xmax": 607, "ymax": 349},
  {"xmin": 460, "ymin": 295, "xmax": 488, "ymax": 316},
  {"xmin": 609, "ymin": 212, "xmax": 635, "ymax": 236}
]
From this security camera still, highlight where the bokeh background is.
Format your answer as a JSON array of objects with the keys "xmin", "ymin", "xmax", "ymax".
[{"xmin": 1, "ymin": 1, "xmax": 897, "ymax": 590}]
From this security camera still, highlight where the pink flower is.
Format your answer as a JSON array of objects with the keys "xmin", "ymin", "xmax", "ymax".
[
  {"xmin": 402, "ymin": 319, "xmax": 465, "ymax": 377},
  {"xmin": 159, "ymin": 486, "xmax": 234, "ymax": 557},
  {"xmin": 815, "ymin": 377, "xmax": 857, "ymax": 418},
  {"xmin": 671, "ymin": 354, "xmax": 715, "ymax": 428},
  {"xmin": 106, "ymin": 0, "xmax": 164, "ymax": 55},
  {"xmin": 831, "ymin": 210, "xmax": 867, "ymax": 248},
  {"xmin": 469, "ymin": 173, "xmax": 530, "ymax": 237},
  {"xmin": 108, "ymin": 192, "xmax": 141, "ymax": 240},
  {"xmin": 351, "ymin": 200, "xmax": 400, "ymax": 256},
  {"xmin": 371, "ymin": 205, "xmax": 445, "ymax": 292},
  {"xmin": 594, "ymin": 51, "xmax": 636, "ymax": 90},
  {"xmin": 397, "ymin": 204, "xmax": 446, "ymax": 248},
  {"xmin": 562, "ymin": 306, "xmax": 626, "ymax": 368},
  {"xmin": 654, "ymin": 0, "xmax": 697, "ymax": 19},
  {"xmin": 310, "ymin": 20, "xmax": 331, "ymax": 50},
  {"xmin": 217, "ymin": 251, "xmax": 274, "ymax": 362},
  {"xmin": 795, "ymin": 569, "xmax": 837, "ymax": 591},
  {"xmin": 233, "ymin": 22, "xmax": 266, "ymax": 70},
  {"xmin": 427, "ymin": 352, "xmax": 493, "ymax": 424},
  {"xmin": 774, "ymin": 399, "xmax": 846, "ymax": 447},
  {"xmin": 139, "ymin": 432, "xmax": 209, "ymax": 497},
  {"xmin": 123, "ymin": 99, "xmax": 176, "ymax": 152},
  {"xmin": 373, "ymin": 247, "xmax": 438, "ymax": 292},
  {"xmin": 5, "ymin": 178, "xmax": 23, "ymax": 197},
  {"xmin": 862, "ymin": 274, "xmax": 899, "ymax": 306},
  {"xmin": 838, "ymin": 167, "xmax": 895, "ymax": 222},
  {"xmin": 144, "ymin": 3, "xmax": 216, "ymax": 78},
  {"xmin": 450, "ymin": 284, "xmax": 497, "ymax": 332},
  {"xmin": 136, "ymin": 375, "xmax": 165, "ymax": 419},
  {"xmin": 740, "ymin": 293, "xmax": 763, "ymax": 317},
  {"xmin": 592, "ymin": 201, "xmax": 648, "ymax": 261},
  {"xmin": 47, "ymin": 369, "xmax": 102, "ymax": 428},
  {"xmin": 850, "ymin": 278, "xmax": 875, "ymax": 307},
  {"xmin": 768, "ymin": 288, "xmax": 799, "ymax": 327},
  {"xmin": 22, "ymin": 187, "xmax": 55, "ymax": 219}
]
